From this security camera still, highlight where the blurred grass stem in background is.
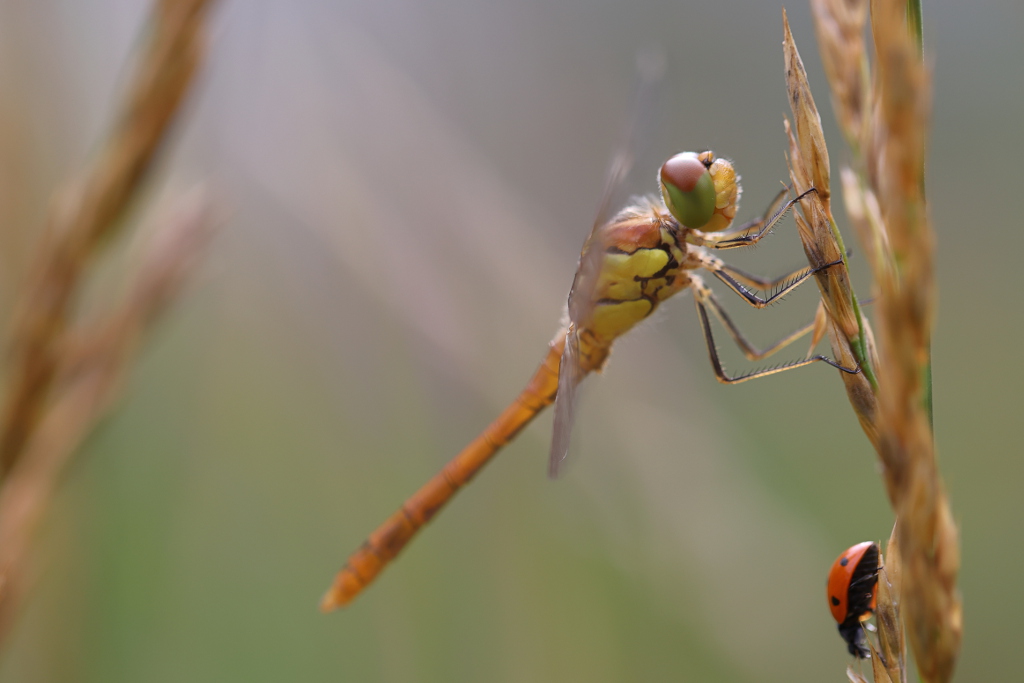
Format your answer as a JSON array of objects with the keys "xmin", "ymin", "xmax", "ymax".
[{"xmin": 0, "ymin": 0, "xmax": 214, "ymax": 647}]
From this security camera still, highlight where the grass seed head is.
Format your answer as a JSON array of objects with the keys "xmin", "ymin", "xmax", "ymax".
[
  {"xmin": 786, "ymin": 3, "xmax": 960, "ymax": 679},
  {"xmin": 810, "ymin": 0, "xmax": 869, "ymax": 148}
]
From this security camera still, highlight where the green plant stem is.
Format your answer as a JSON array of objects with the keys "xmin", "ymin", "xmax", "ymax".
[
  {"xmin": 827, "ymin": 215, "xmax": 878, "ymax": 390},
  {"xmin": 907, "ymin": 0, "xmax": 923, "ymax": 55}
]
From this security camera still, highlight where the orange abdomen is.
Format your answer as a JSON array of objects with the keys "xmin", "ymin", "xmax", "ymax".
[{"xmin": 322, "ymin": 333, "xmax": 567, "ymax": 610}]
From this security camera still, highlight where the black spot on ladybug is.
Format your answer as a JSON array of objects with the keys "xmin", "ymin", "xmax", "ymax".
[
  {"xmin": 831, "ymin": 596, "xmax": 841, "ymax": 606},
  {"xmin": 840, "ymin": 557, "xmax": 849, "ymax": 566}
]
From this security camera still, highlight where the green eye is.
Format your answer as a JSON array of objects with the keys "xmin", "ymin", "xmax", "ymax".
[{"xmin": 659, "ymin": 152, "xmax": 716, "ymax": 229}]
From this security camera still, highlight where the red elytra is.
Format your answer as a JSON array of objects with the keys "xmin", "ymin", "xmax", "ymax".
[{"xmin": 827, "ymin": 541, "xmax": 880, "ymax": 658}]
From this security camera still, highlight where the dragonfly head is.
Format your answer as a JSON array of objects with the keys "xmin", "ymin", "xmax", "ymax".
[{"xmin": 659, "ymin": 151, "xmax": 739, "ymax": 232}]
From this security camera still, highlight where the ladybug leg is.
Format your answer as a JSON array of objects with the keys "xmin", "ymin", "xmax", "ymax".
[{"xmin": 849, "ymin": 572, "xmax": 880, "ymax": 588}]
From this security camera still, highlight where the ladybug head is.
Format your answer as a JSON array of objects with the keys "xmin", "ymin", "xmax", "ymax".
[{"xmin": 837, "ymin": 618, "xmax": 872, "ymax": 659}]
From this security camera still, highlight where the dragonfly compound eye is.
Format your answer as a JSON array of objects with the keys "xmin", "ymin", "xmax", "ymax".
[{"xmin": 659, "ymin": 152, "xmax": 716, "ymax": 229}]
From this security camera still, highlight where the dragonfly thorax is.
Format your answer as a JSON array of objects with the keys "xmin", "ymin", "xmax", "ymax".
[
  {"xmin": 579, "ymin": 152, "xmax": 741, "ymax": 346},
  {"xmin": 582, "ymin": 197, "xmax": 694, "ymax": 343}
]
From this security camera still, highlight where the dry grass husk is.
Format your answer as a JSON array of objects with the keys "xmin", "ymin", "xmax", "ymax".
[
  {"xmin": 0, "ymin": 0, "xmax": 212, "ymax": 477},
  {"xmin": 783, "ymin": 2, "xmax": 961, "ymax": 680},
  {"xmin": 873, "ymin": 524, "xmax": 907, "ymax": 683},
  {"xmin": 0, "ymin": 0, "xmax": 215, "ymax": 648}
]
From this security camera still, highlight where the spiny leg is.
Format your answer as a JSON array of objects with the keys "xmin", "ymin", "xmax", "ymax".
[
  {"xmin": 714, "ymin": 187, "xmax": 816, "ymax": 249},
  {"xmin": 691, "ymin": 188, "xmax": 816, "ymax": 250},
  {"xmin": 722, "ymin": 247, "xmax": 851, "ymax": 290},
  {"xmin": 697, "ymin": 282, "xmax": 816, "ymax": 362},
  {"xmin": 710, "ymin": 259, "xmax": 812, "ymax": 291},
  {"xmin": 696, "ymin": 250, "xmax": 843, "ymax": 309},
  {"xmin": 704, "ymin": 187, "xmax": 789, "ymax": 241},
  {"xmin": 690, "ymin": 277, "xmax": 859, "ymax": 383}
]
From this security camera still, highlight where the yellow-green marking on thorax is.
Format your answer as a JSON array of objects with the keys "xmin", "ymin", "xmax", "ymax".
[
  {"xmin": 582, "ymin": 151, "xmax": 740, "ymax": 345},
  {"xmin": 588, "ymin": 221, "xmax": 687, "ymax": 341}
]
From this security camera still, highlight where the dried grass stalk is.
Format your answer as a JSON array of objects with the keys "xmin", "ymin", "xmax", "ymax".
[
  {"xmin": 787, "ymin": 1, "xmax": 961, "ymax": 680},
  {"xmin": 0, "ymin": 0, "xmax": 213, "ymax": 477},
  {"xmin": 867, "ymin": 5, "xmax": 961, "ymax": 676},
  {"xmin": 874, "ymin": 524, "xmax": 907, "ymax": 683},
  {"xmin": 0, "ymin": 194, "xmax": 213, "ymax": 643},
  {"xmin": 866, "ymin": 654, "xmax": 895, "ymax": 683},
  {"xmin": 810, "ymin": 0, "xmax": 869, "ymax": 149},
  {"xmin": 782, "ymin": 13, "xmax": 881, "ymax": 447},
  {"xmin": 0, "ymin": 0, "xmax": 215, "ymax": 650},
  {"xmin": 847, "ymin": 668, "xmax": 872, "ymax": 683},
  {"xmin": 839, "ymin": 167, "xmax": 892, "ymax": 283}
]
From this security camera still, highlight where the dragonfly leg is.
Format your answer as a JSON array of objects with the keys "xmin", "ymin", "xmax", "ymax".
[
  {"xmin": 690, "ymin": 187, "xmax": 815, "ymax": 250},
  {"xmin": 711, "ymin": 259, "xmax": 811, "ymax": 291},
  {"xmin": 690, "ymin": 276, "xmax": 859, "ymax": 383},
  {"xmin": 712, "ymin": 186, "xmax": 789, "ymax": 239},
  {"xmin": 696, "ymin": 250, "xmax": 843, "ymax": 309},
  {"xmin": 697, "ymin": 283, "xmax": 815, "ymax": 361}
]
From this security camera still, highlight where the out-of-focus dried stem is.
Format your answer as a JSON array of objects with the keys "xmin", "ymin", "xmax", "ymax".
[
  {"xmin": 60, "ymin": 191, "xmax": 215, "ymax": 380},
  {"xmin": 0, "ymin": 0, "xmax": 213, "ymax": 477},
  {"xmin": 0, "ymin": 193, "xmax": 213, "ymax": 645},
  {"xmin": 810, "ymin": 0, "xmax": 869, "ymax": 149},
  {"xmin": 0, "ymin": 0, "xmax": 214, "ymax": 651},
  {"xmin": 869, "ymin": 2, "xmax": 960, "ymax": 681},
  {"xmin": 839, "ymin": 167, "xmax": 892, "ymax": 282},
  {"xmin": 799, "ymin": 0, "xmax": 961, "ymax": 679}
]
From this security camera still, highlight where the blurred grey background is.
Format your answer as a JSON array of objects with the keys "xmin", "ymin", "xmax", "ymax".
[{"xmin": 0, "ymin": 0, "xmax": 1019, "ymax": 681}]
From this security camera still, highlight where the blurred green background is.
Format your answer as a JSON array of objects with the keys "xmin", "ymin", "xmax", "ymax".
[{"xmin": 0, "ymin": 1, "xmax": 1019, "ymax": 681}]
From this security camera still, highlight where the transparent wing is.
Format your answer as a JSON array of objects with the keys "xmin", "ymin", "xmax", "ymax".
[
  {"xmin": 548, "ymin": 48, "xmax": 664, "ymax": 478},
  {"xmin": 549, "ymin": 322, "xmax": 582, "ymax": 478}
]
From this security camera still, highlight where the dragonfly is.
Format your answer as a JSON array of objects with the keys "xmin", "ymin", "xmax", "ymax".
[{"xmin": 321, "ymin": 140, "xmax": 858, "ymax": 613}]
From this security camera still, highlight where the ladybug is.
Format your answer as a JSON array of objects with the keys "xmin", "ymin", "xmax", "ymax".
[{"xmin": 827, "ymin": 541, "xmax": 880, "ymax": 658}]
